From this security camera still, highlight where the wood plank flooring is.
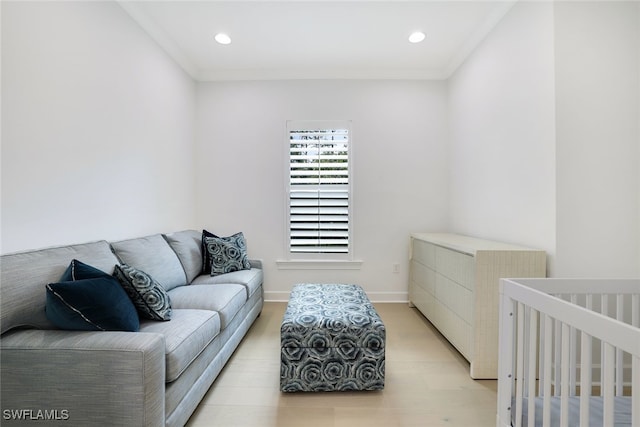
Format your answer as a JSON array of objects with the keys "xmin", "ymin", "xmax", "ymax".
[{"xmin": 186, "ymin": 302, "xmax": 497, "ymax": 427}]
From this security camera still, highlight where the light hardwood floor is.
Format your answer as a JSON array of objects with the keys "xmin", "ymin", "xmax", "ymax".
[{"xmin": 186, "ymin": 302, "xmax": 497, "ymax": 427}]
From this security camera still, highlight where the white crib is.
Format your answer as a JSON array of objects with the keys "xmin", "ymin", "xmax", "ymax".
[{"xmin": 497, "ymin": 278, "xmax": 640, "ymax": 427}]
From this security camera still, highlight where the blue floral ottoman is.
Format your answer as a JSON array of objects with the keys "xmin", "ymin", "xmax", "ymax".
[{"xmin": 280, "ymin": 283, "xmax": 385, "ymax": 392}]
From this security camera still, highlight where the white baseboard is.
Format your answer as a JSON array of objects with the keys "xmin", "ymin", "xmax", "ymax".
[
  {"xmin": 264, "ymin": 290, "xmax": 408, "ymax": 303},
  {"xmin": 264, "ymin": 291, "xmax": 293, "ymax": 302}
]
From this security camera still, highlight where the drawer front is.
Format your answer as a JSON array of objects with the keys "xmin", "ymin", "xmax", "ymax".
[
  {"xmin": 433, "ymin": 303, "xmax": 472, "ymax": 360},
  {"xmin": 411, "ymin": 238, "xmax": 436, "ymax": 269},
  {"xmin": 410, "ymin": 282, "xmax": 435, "ymax": 320},
  {"xmin": 410, "ymin": 260, "xmax": 435, "ymax": 295},
  {"xmin": 435, "ymin": 246, "xmax": 475, "ymax": 290},
  {"xmin": 435, "ymin": 274, "xmax": 473, "ymax": 325}
]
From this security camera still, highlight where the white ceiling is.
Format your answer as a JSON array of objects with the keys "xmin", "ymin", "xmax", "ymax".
[{"xmin": 118, "ymin": 1, "xmax": 517, "ymax": 81}]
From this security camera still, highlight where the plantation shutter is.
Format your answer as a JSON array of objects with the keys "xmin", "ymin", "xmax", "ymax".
[{"xmin": 289, "ymin": 125, "xmax": 350, "ymax": 254}]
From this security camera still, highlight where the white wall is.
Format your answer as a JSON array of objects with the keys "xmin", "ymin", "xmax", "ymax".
[
  {"xmin": 3, "ymin": 0, "xmax": 636, "ymax": 286},
  {"xmin": 554, "ymin": 1, "xmax": 640, "ymax": 278},
  {"xmin": 448, "ymin": 0, "xmax": 640, "ymax": 278},
  {"xmin": 447, "ymin": 2, "xmax": 557, "ymax": 272},
  {"xmin": 195, "ymin": 80, "xmax": 449, "ymax": 300},
  {"xmin": 1, "ymin": 1, "xmax": 197, "ymax": 253}
]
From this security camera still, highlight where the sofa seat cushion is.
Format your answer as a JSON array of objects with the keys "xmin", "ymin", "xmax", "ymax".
[
  {"xmin": 168, "ymin": 284, "xmax": 246, "ymax": 329},
  {"xmin": 111, "ymin": 234, "xmax": 186, "ymax": 291},
  {"xmin": 138, "ymin": 309, "xmax": 220, "ymax": 383},
  {"xmin": 191, "ymin": 268, "xmax": 263, "ymax": 299}
]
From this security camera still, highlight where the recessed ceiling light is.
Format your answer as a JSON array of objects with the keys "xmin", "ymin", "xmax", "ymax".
[
  {"xmin": 215, "ymin": 33, "xmax": 231, "ymax": 45},
  {"xmin": 408, "ymin": 31, "xmax": 426, "ymax": 44}
]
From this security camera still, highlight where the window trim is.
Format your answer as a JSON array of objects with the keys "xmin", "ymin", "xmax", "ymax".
[
  {"xmin": 275, "ymin": 259, "xmax": 363, "ymax": 270},
  {"xmin": 284, "ymin": 120, "xmax": 354, "ymax": 261}
]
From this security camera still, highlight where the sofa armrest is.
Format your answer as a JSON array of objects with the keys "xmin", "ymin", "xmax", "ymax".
[
  {"xmin": 249, "ymin": 259, "xmax": 263, "ymax": 269},
  {"xmin": 0, "ymin": 329, "xmax": 165, "ymax": 427}
]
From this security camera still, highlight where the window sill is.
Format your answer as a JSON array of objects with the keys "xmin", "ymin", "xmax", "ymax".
[{"xmin": 276, "ymin": 259, "xmax": 363, "ymax": 270}]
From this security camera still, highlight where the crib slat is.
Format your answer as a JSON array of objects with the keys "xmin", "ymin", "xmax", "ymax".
[
  {"xmin": 569, "ymin": 294, "xmax": 578, "ymax": 395},
  {"xmin": 615, "ymin": 294, "xmax": 624, "ymax": 397},
  {"xmin": 515, "ymin": 303, "xmax": 525, "ymax": 427},
  {"xmin": 527, "ymin": 309, "xmax": 538, "ymax": 427},
  {"xmin": 523, "ymin": 307, "xmax": 530, "ymax": 397},
  {"xmin": 602, "ymin": 342, "xmax": 615, "ymax": 427},
  {"xmin": 543, "ymin": 314, "xmax": 553, "ymax": 427},
  {"xmin": 560, "ymin": 322, "xmax": 570, "ymax": 427},
  {"xmin": 579, "ymin": 330, "xmax": 592, "ymax": 427},
  {"xmin": 633, "ymin": 355, "xmax": 639, "ymax": 427},
  {"xmin": 538, "ymin": 314, "xmax": 546, "ymax": 396},
  {"xmin": 579, "ymin": 295, "xmax": 593, "ymax": 427},
  {"xmin": 634, "ymin": 294, "xmax": 639, "ymax": 427},
  {"xmin": 600, "ymin": 294, "xmax": 609, "ymax": 397},
  {"xmin": 554, "ymin": 316, "xmax": 562, "ymax": 397}
]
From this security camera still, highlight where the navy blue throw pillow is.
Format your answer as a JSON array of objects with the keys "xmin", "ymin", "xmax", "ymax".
[
  {"xmin": 59, "ymin": 259, "xmax": 112, "ymax": 281},
  {"xmin": 46, "ymin": 277, "xmax": 140, "ymax": 332},
  {"xmin": 201, "ymin": 229, "xmax": 219, "ymax": 274}
]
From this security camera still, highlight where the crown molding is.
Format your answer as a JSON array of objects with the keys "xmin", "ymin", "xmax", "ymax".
[
  {"xmin": 116, "ymin": 0, "xmax": 199, "ymax": 79},
  {"xmin": 443, "ymin": 0, "xmax": 519, "ymax": 78},
  {"xmin": 195, "ymin": 66, "xmax": 448, "ymax": 81},
  {"xmin": 118, "ymin": 0, "xmax": 517, "ymax": 82}
]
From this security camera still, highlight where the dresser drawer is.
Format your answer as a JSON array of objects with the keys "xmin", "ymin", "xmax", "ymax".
[
  {"xmin": 411, "ymin": 238, "xmax": 436, "ymax": 269},
  {"xmin": 434, "ymin": 303, "xmax": 472, "ymax": 360},
  {"xmin": 410, "ymin": 260, "xmax": 435, "ymax": 295},
  {"xmin": 435, "ymin": 246, "xmax": 475, "ymax": 290},
  {"xmin": 435, "ymin": 274, "xmax": 473, "ymax": 325},
  {"xmin": 410, "ymin": 283, "xmax": 435, "ymax": 320}
]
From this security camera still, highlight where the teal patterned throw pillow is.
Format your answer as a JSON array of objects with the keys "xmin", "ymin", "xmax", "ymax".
[
  {"xmin": 203, "ymin": 232, "xmax": 251, "ymax": 276},
  {"xmin": 113, "ymin": 264, "xmax": 172, "ymax": 321}
]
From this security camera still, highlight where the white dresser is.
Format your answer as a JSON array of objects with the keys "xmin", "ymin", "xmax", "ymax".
[{"xmin": 409, "ymin": 233, "xmax": 546, "ymax": 379}]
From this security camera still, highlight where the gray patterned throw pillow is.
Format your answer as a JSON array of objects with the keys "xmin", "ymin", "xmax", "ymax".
[
  {"xmin": 203, "ymin": 232, "xmax": 251, "ymax": 276},
  {"xmin": 113, "ymin": 264, "xmax": 172, "ymax": 321}
]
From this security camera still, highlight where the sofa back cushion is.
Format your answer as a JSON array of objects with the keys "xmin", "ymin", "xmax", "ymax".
[
  {"xmin": 110, "ymin": 234, "xmax": 186, "ymax": 291},
  {"xmin": 0, "ymin": 241, "xmax": 119, "ymax": 334},
  {"xmin": 163, "ymin": 230, "xmax": 203, "ymax": 284}
]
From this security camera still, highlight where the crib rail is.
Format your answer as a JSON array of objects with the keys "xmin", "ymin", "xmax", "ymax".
[{"xmin": 497, "ymin": 278, "xmax": 640, "ymax": 427}]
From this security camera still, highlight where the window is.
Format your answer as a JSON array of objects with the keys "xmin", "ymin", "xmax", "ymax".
[{"xmin": 287, "ymin": 121, "xmax": 352, "ymax": 257}]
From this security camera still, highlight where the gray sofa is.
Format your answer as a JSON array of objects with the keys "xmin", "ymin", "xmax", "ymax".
[{"xmin": 0, "ymin": 230, "xmax": 264, "ymax": 427}]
